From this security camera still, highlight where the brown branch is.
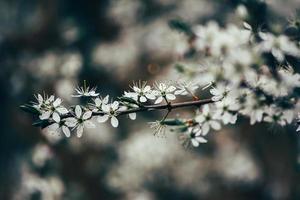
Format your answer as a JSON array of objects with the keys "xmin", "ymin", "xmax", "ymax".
[{"xmin": 40, "ymin": 98, "xmax": 215, "ymax": 128}]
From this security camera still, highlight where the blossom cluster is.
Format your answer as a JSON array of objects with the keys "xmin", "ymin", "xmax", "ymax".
[{"xmin": 22, "ymin": 21, "xmax": 300, "ymax": 148}]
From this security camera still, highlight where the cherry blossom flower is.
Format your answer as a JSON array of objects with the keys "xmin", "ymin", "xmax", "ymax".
[
  {"xmin": 97, "ymin": 101, "xmax": 120, "ymax": 127},
  {"xmin": 91, "ymin": 95, "xmax": 109, "ymax": 112},
  {"xmin": 214, "ymin": 97, "xmax": 239, "ymax": 125},
  {"xmin": 38, "ymin": 97, "xmax": 68, "ymax": 123},
  {"xmin": 195, "ymin": 105, "xmax": 221, "ymax": 135},
  {"xmin": 65, "ymin": 105, "xmax": 95, "ymax": 137},
  {"xmin": 125, "ymin": 81, "xmax": 156, "ymax": 102},
  {"xmin": 71, "ymin": 84, "xmax": 99, "ymax": 98},
  {"xmin": 174, "ymin": 81, "xmax": 199, "ymax": 96},
  {"xmin": 188, "ymin": 127, "xmax": 207, "ymax": 147},
  {"xmin": 153, "ymin": 83, "xmax": 177, "ymax": 104}
]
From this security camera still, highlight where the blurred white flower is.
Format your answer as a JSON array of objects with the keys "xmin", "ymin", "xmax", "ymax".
[
  {"xmin": 214, "ymin": 97, "xmax": 239, "ymax": 125},
  {"xmin": 195, "ymin": 105, "xmax": 221, "ymax": 135},
  {"xmin": 175, "ymin": 81, "xmax": 199, "ymax": 96},
  {"xmin": 188, "ymin": 127, "xmax": 207, "ymax": 147},
  {"xmin": 71, "ymin": 85, "xmax": 99, "ymax": 98}
]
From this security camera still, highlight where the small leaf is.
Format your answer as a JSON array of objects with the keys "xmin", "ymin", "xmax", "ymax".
[
  {"xmin": 168, "ymin": 19, "xmax": 193, "ymax": 36},
  {"xmin": 20, "ymin": 104, "xmax": 40, "ymax": 115},
  {"xmin": 118, "ymin": 97, "xmax": 142, "ymax": 107},
  {"xmin": 161, "ymin": 119, "xmax": 185, "ymax": 126}
]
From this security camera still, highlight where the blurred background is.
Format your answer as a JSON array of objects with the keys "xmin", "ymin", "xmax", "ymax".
[{"xmin": 1, "ymin": 0, "xmax": 300, "ymax": 199}]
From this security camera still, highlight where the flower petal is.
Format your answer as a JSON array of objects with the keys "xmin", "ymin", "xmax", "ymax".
[
  {"xmin": 166, "ymin": 94, "xmax": 176, "ymax": 100},
  {"xmin": 129, "ymin": 113, "xmax": 136, "ymax": 120},
  {"xmin": 52, "ymin": 112, "xmax": 61, "ymax": 123},
  {"xmin": 82, "ymin": 111, "xmax": 92, "ymax": 120},
  {"xmin": 53, "ymin": 98, "xmax": 62, "ymax": 107},
  {"xmin": 97, "ymin": 115, "xmax": 109, "ymax": 123},
  {"xmin": 62, "ymin": 126, "xmax": 71, "ymax": 137},
  {"xmin": 56, "ymin": 107, "xmax": 68, "ymax": 114},
  {"xmin": 75, "ymin": 105, "xmax": 82, "ymax": 118},
  {"xmin": 191, "ymin": 139, "xmax": 199, "ymax": 147},
  {"xmin": 154, "ymin": 96, "xmax": 163, "ymax": 104},
  {"xmin": 39, "ymin": 111, "xmax": 51, "ymax": 120},
  {"xmin": 111, "ymin": 116, "xmax": 119, "ymax": 128},
  {"xmin": 84, "ymin": 120, "xmax": 95, "ymax": 128},
  {"xmin": 76, "ymin": 125, "xmax": 83, "ymax": 138}
]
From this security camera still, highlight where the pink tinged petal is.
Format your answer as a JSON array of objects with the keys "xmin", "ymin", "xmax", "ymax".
[
  {"xmin": 166, "ymin": 86, "xmax": 176, "ymax": 93},
  {"xmin": 53, "ymin": 98, "xmax": 62, "ymax": 107},
  {"xmin": 140, "ymin": 96, "xmax": 147, "ymax": 102},
  {"xmin": 166, "ymin": 94, "xmax": 176, "ymax": 100},
  {"xmin": 111, "ymin": 116, "xmax": 119, "ymax": 128},
  {"xmin": 210, "ymin": 121, "xmax": 221, "ymax": 130},
  {"xmin": 97, "ymin": 115, "xmax": 109, "ymax": 123},
  {"xmin": 56, "ymin": 107, "xmax": 68, "ymax": 114},
  {"xmin": 75, "ymin": 105, "xmax": 82, "ymax": 118},
  {"xmin": 195, "ymin": 136, "xmax": 207, "ymax": 143},
  {"xmin": 129, "ymin": 113, "xmax": 136, "ymax": 120},
  {"xmin": 82, "ymin": 111, "xmax": 92, "ymax": 120},
  {"xmin": 84, "ymin": 120, "xmax": 95, "ymax": 128},
  {"xmin": 76, "ymin": 125, "xmax": 83, "ymax": 138},
  {"xmin": 62, "ymin": 126, "xmax": 71, "ymax": 137},
  {"xmin": 52, "ymin": 112, "xmax": 61, "ymax": 123},
  {"xmin": 65, "ymin": 118, "xmax": 77, "ymax": 127},
  {"xmin": 40, "ymin": 111, "xmax": 51, "ymax": 120},
  {"xmin": 191, "ymin": 139, "xmax": 199, "ymax": 147},
  {"xmin": 154, "ymin": 96, "xmax": 163, "ymax": 104}
]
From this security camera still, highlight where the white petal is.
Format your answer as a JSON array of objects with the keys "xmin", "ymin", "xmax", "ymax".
[
  {"xmin": 154, "ymin": 96, "xmax": 163, "ymax": 104},
  {"xmin": 95, "ymin": 98, "xmax": 101, "ymax": 107},
  {"xmin": 56, "ymin": 107, "xmax": 68, "ymax": 114},
  {"xmin": 196, "ymin": 136, "xmax": 207, "ymax": 143},
  {"xmin": 297, "ymin": 125, "xmax": 300, "ymax": 132},
  {"xmin": 133, "ymin": 86, "xmax": 141, "ymax": 93},
  {"xmin": 145, "ymin": 93, "xmax": 156, "ymax": 100},
  {"xmin": 65, "ymin": 118, "xmax": 78, "ymax": 127},
  {"xmin": 144, "ymin": 85, "xmax": 151, "ymax": 92},
  {"xmin": 129, "ymin": 113, "xmax": 136, "ymax": 120},
  {"xmin": 39, "ymin": 111, "xmax": 51, "ymax": 120},
  {"xmin": 210, "ymin": 121, "xmax": 221, "ymax": 130},
  {"xmin": 97, "ymin": 115, "xmax": 109, "ymax": 123},
  {"xmin": 202, "ymin": 123, "xmax": 210, "ymax": 135},
  {"xmin": 111, "ymin": 116, "xmax": 119, "ymax": 128},
  {"xmin": 75, "ymin": 105, "xmax": 82, "ymax": 118},
  {"xmin": 62, "ymin": 126, "xmax": 71, "ymax": 137},
  {"xmin": 76, "ymin": 125, "xmax": 83, "ymax": 138},
  {"xmin": 103, "ymin": 95, "xmax": 109, "ymax": 104},
  {"xmin": 82, "ymin": 111, "xmax": 92, "ymax": 120},
  {"xmin": 166, "ymin": 94, "xmax": 176, "ymax": 100},
  {"xmin": 52, "ymin": 112, "xmax": 61, "ymax": 123},
  {"xmin": 53, "ymin": 98, "xmax": 62, "ymax": 107},
  {"xmin": 140, "ymin": 96, "xmax": 147, "ymax": 102},
  {"xmin": 84, "ymin": 120, "xmax": 95, "ymax": 128},
  {"xmin": 37, "ymin": 94, "xmax": 43, "ymax": 104},
  {"xmin": 111, "ymin": 101, "xmax": 119, "ymax": 110},
  {"xmin": 101, "ymin": 104, "xmax": 110, "ymax": 112},
  {"xmin": 191, "ymin": 139, "xmax": 199, "ymax": 147},
  {"xmin": 166, "ymin": 86, "xmax": 176, "ymax": 93}
]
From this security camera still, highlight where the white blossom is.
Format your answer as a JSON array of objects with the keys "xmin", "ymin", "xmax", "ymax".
[
  {"xmin": 188, "ymin": 127, "xmax": 207, "ymax": 147},
  {"xmin": 97, "ymin": 101, "xmax": 120, "ymax": 128},
  {"xmin": 71, "ymin": 86, "xmax": 99, "ymax": 98},
  {"xmin": 195, "ymin": 105, "xmax": 221, "ymax": 135},
  {"xmin": 174, "ymin": 81, "xmax": 199, "ymax": 96},
  {"xmin": 65, "ymin": 105, "xmax": 95, "ymax": 137},
  {"xmin": 153, "ymin": 83, "xmax": 177, "ymax": 104},
  {"xmin": 125, "ymin": 81, "xmax": 156, "ymax": 102}
]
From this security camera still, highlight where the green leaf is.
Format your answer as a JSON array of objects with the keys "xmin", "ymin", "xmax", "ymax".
[
  {"xmin": 161, "ymin": 119, "xmax": 185, "ymax": 126},
  {"xmin": 168, "ymin": 19, "xmax": 193, "ymax": 36},
  {"xmin": 20, "ymin": 104, "xmax": 40, "ymax": 115},
  {"xmin": 118, "ymin": 97, "xmax": 142, "ymax": 107},
  {"xmin": 32, "ymin": 120, "xmax": 49, "ymax": 129}
]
